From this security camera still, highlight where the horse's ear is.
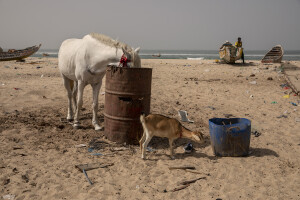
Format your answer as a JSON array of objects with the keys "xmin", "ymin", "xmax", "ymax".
[
  {"xmin": 122, "ymin": 47, "xmax": 126, "ymax": 54},
  {"xmin": 134, "ymin": 47, "xmax": 140, "ymax": 53}
]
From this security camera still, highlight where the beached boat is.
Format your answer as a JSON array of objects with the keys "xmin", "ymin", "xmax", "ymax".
[
  {"xmin": 0, "ymin": 44, "xmax": 41, "ymax": 61},
  {"xmin": 219, "ymin": 42, "xmax": 243, "ymax": 64},
  {"xmin": 261, "ymin": 45, "xmax": 283, "ymax": 63}
]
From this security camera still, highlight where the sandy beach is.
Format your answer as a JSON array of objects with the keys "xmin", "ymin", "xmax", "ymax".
[{"xmin": 0, "ymin": 57, "xmax": 300, "ymax": 199}]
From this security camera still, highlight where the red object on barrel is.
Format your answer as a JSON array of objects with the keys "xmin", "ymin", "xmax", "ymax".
[{"xmin": 104, "ymin": 66, "xmax": 152, "ymax": 144}]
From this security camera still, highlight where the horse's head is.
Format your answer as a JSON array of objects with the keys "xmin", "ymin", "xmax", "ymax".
[{"xmin": 122, "ymin": 47, "xmax": 141, "ymax": 68}]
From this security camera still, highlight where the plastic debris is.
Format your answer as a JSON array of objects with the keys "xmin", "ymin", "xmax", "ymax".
[
  {"xmin": 295, "ymin": 118, "xmax": 300, "ymax": 122},
  {"xmin": 277, "ymin": 115, "xmax": 288, "ymax": 118},
  {"xmin": 249, "ymin": 81, "xmax": 257, "ymax": 85},
  {"xmin": 75, "ymin": 144, "xmax": 86, "ymax": 148},
  {"xmin": 283, "ymin": 95, "xmax": 290, "ymax": 98},
  {"xmin": 146, "ymin": 146, "xmax": 156, "ymax": 152},
  {"xmin": 207, "ymin": 106, "xmax": 216, "ymax": 110},
  {"xmin": 183, "ymin": 143, "xmax": 194, "ymax": 153},
  {"xmin": 271, "ymin": 101, "xmax": 277, "ymax": 104},
  {"xmin": 178, "ymin": 110, "xmax": 194, "ymax": 123},
  {"xmin": 252, "ymin": 131, "xmax": 261, "ymax": 137},
  {"xmin": 90, "ymin": 153, "xmax": 103, "ymax": 156},
  {"xmin": 14, "ymin": 88, "xmax": 20, "ymax": 90},
  {"xmin": 283, "ymin": 86, "xmax": 290, "ymax": 90},
  {"xmin": 290, "ymin": 102, "xmax": 298, "ymax": 106},
  {"xmin": 41, "ymin": 74, "xmax": 44, "ymax": 78},
  {"xmin": 2, "ymin": 194, "xmax": 15, "ymax": 200}
]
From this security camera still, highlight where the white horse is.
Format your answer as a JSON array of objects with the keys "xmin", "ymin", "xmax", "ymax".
[{"xmin": 58, "ymin": 33, "xmax": 141, "ymax": 130}]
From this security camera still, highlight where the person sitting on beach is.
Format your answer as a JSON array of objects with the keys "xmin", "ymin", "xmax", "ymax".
[{"xmin": 235, "ymin": 37, "xmax": 245, "ymax": 64}]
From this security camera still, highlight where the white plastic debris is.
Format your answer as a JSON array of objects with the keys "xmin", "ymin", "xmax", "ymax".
[
  {"xmin": 75, "ymin": 144, "xmax": 86, "ymax": 148},
  {"xmin": 249, "ymin": 81, "xmax": 257, "ymax": 85},
  {"xmin": 178, "ymin": 110, "xmax": 194, "ymax": 123},
  {"xmin": 2, "ymin": 194, "xmax": 15, "ymax": 200}
]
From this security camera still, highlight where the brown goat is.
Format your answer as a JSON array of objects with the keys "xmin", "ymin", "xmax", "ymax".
[{"xmin": 140, "ymin": 114, "xmax": 204, "ymax": 159}]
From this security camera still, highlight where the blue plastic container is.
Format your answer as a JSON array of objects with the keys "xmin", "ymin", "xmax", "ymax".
[{"xmin": 209, "ymin": 118, "xmax": 251, "ymax": 157}]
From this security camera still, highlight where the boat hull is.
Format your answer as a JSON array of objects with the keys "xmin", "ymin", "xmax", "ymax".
[
  {"xmin": 261, "ymin": 45, "xmax": 283, "ymax": 63},
  {"xmin": 0, "ymin": 44, "xmax": 41, "ymax": 61},
  {"xmin": 219, "ymin": 45, "xmax": 243, "ymax": 64}
]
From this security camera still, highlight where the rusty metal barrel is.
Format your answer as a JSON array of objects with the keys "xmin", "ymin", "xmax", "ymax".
[{"xmin": 104, "ymin": 66, "xmax": 152, "ymax": 144}]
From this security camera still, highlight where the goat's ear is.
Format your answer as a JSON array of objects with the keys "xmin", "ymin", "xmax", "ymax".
[{"xmin": 134, "ymin": 47, "xmax": 140, "ymax": 53}]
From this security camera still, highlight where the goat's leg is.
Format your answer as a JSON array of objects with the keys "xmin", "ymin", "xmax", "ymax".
[
  {"xmin": 139, "ymin": 130, "xmax": 146, "ymax": 152},
  {"xmin": 73, "ymin": 80, "xmax": 86, "ymax": 129},
  {"xmin": 169, "ymin": 139, "xmax": 175, "ymax": 159},
  {"xmin": 91, "ymin": 82, "xmax": 102, "ymax": 130},
  {"xmin": 142, "ymin": 132, "xmax": 152, "ymax": 159},
  {"xmin": 62, "ymin": 75, "xmax": 74, "ymax": 122}
]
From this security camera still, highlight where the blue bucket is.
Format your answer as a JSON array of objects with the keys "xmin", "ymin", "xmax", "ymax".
[{"xmin": 209, "ymin": 118, "xmax": 251, "ymax": 157}]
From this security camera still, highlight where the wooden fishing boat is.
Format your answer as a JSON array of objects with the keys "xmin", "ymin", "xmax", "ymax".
[
  {"xmin": 261, "ymin": 45, "xmax": 283, "ymax": 63},
  {"xmin": 219, "ymin": 42, "xmax": 243, "ymax": 64},
  {"xmin": 0, "ymin": 44, "xmax": 41, "ymax": 61}
]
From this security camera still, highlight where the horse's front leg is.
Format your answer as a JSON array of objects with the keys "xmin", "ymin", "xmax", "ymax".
[
  {"xmin": 73, "ymin": 80, "xmax": 86, "ymax": 129},
  {"xmin": 91, "ymin": 82, "xmax": 102, "ymax": 130}
]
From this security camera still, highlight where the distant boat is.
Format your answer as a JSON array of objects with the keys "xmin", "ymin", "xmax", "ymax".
[
  {"xmin": 219, "ymin": 42, "xmax": 243, "ymax": 64},
  {"xmin": 0, "ymin": 44, "xmax": 41, "ymax": 61},
  {"xmin": 261, "ymin": 45, "xmax": 284, "ymax": 63},
  {"xmin": 152, "ymin": 53, "xmax": 161, "ymax": 57}
]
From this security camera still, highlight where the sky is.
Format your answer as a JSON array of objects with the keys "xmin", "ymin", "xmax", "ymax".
[{"xmin": 0, "ymin": 0, "xmax": 300, "ymax": 50}]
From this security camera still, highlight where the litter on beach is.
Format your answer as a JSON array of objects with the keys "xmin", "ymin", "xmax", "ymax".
[{"xmin": 178, "ymin": 110, "xmax": 194, "ymax": 123}]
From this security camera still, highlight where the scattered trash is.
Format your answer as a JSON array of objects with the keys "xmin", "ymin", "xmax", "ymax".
[
  {"xmin": 252, "ymin": 131, "xmax": 261, "ymax": 137},
  {"xmin": 280, "ymin": 83, "xmax": 288, "ymax": 88},
  {"xmin": 249, "ymin": 74, "xmax": 255, "ymax": 77},
  {"xmin": 75, "ymin": 144, "xmax": 86, "ymax": 148},
  {"xmin": 183, "ymin": 65, "xmax": 191, "ymax": 67},
  {"xmin": 112, "ymin": 147, "xmax": 128, "ymax": 151},
  {"xmin": 88, "ymin": 148, "xmax": 94, "ymax": 152},
  {"xmin": 271, "ymin": 101, "xmax": 277, "ymax": 104},
  {"xmin": 2, "ymin": 194, "xmax": 15, "ymax": 200},
  {"xmin": 250, "ymin": 95, "xmax": 254, "ymax": 99},
  {"xmin": 146, "ymin": 146, "xmax": 156, "ymax": 152},
  {"xmin": 295, "ymin": 118, "xmax": 300, "ymax": 122},
  {"xmin": 14, "ymin": 88, "xmax": 20, "ymax": 90},
  {"xmin": 75, "ymin": 162, "xmax": 114, "ymax": 185},
  {"xmin": 83, "ymin": 169, "xmax": 93, "ymax": 185},
  {"xmin": 283, "ymin": 95, "xmax": 290, "ymax": 98},
  {"xmin": 249, "ymin": 81, "xmax": 257, "ymax": 85},
  {"xmin": 224, "ymin": 114, "xmax": 233, "ymax": 118},
  {"xmin": 2, "ymin": 83, "xmax": 5, "ymax": 86},
  {"xmin": 207, "ymin": 106, "xmax": 216, "ymax": 110},
  {"xmin": 277, "ymin": 115, "xmax": 288, "ymax": 118},
  {"xmin": 90, "ymin": 153, "xmax": 103, "ymax": 156},
  {"xmin": 178, "ymin": 110, "xmax": 194, "ymax": 123},
  {"xmin": 184, "ymin": 143, "xmax": 193, "ymax": 153},
  {"xmin": 36, "ymin": 66, "xmax": 42, "ymax": 69},
  {"xmin": 291, "ymin": 102, "xmax": 298, "ymax": 106},
  {"xmin": 100, "ymin": 92, "xmax": 105, "ymax": 95},
  {"xmin": 267, "ymin": 77, "xmax": 273, "ymax": 80},
  {"xmin": 41, "ymin": 74, "xmax": 44, "ymax": 78},
  {"xmin": 4, "ymin": 65, "xmax": 10, "ymax": 68},
  {"xmin": 283, "ymin": 86, "xmax": 290, "ymax": 90}
]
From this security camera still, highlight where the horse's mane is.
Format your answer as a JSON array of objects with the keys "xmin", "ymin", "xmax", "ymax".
[{"xmin": 89, "ymin": 33, "xmax": 131, "ymax": 51}]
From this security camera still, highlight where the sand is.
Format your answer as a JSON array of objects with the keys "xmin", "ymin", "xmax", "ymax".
[{"xmin": 0, "ymin": 57, "xmax": 299, "ymax": 200}]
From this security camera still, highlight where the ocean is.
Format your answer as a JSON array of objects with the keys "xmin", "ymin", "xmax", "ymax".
[{"xmin": 34, "ymin": 49, "xmax": 300, "ymax": 61}]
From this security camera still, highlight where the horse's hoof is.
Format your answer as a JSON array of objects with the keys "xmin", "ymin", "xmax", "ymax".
[
  {"xmin": 73, "ymin": 123, "xmax": 81, "ymax": 129},
  {"xmin": 94, "ymin": 125, "xmax": 103, "ymax": 131}
]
